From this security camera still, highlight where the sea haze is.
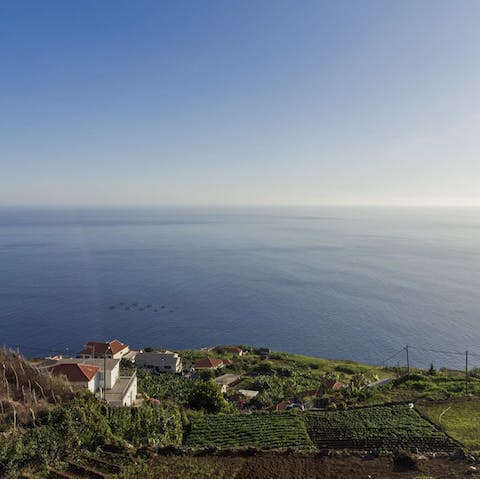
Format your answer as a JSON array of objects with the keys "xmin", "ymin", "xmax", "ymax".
[{"xmin": 1, "ymin": 206, "xmax": 479, "ymax": 369}]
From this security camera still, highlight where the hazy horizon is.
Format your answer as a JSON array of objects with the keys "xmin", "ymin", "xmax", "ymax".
[{"xmin": 3, "ymin": 202, "xmax": 480, "ymax": 209}]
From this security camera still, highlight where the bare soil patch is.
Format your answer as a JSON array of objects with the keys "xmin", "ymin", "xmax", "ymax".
[{"xmin": 149, "ymin": 451, "xmax": 475, "ymax": 479}]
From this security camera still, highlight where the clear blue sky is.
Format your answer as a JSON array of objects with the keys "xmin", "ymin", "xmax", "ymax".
[{"xmin": 1, "ymin": 0, "xmax": 479, "ymax": 206}]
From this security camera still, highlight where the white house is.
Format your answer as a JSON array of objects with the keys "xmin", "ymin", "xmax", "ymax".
[
  {"xmin": 135, "ymin": 351, "xmax": 182, "ymax": 374},
  {"xmin": 51, "ymin": 357, "xmax": 137, "ymax": 407}
]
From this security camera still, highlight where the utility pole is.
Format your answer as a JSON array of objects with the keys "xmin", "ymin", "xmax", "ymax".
[
  {"xmin": 405, "ymin": 345, "xmax": 410, "ymax": 374},
  {"xmin": 465, "ymin": 351, "xmax": 469, "ymax": 395},
  {"xmin": 103, "ymin": 351, "xmax": 107, "ymax": 399}
]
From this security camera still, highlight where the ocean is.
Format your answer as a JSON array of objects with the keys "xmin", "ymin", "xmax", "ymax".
[{"xmin": 1, "ymin": 206, "xmax": 479, "ymax": 370}]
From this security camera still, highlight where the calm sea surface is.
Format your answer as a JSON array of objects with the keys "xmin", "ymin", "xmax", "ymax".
[{"xmin": 1, "ymin": 207, "xmax": 479, "ymax": 369}]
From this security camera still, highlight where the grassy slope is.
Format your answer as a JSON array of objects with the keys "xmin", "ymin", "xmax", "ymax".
[
  {"xmin": 264, "ymin": 352, "xmax": 390, "ymax": 378},
  {"xmin": 0, "ymin": 347, "xmax": 74, "ymax": 430},
  {"xmin": 417, "ymin": 399, "xmax": 480, "ymax": 450},
  {"xmin": 174, "ymin": 348, "xmax": 480, "ymax": 410},
  {"xmin": 182, "ymin": 348, "xmax": 389, "ymax": 377}
]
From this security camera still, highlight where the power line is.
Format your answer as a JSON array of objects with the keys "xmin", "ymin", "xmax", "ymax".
[
  {"xmin": 381, "ymin": 348, "xmax": 405, "ymax": 366},
  {"xmin": 408, "ymin": 346, "xmax": 466, "ymax": 357}
]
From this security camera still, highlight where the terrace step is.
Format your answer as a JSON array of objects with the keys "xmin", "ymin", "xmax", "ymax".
[
  {"xmin": 67, "ymin": 461, "xmax": 109, "ymax": 479},
  {"xmin": 98, "ymin": 449, "xmax": 136, "ymax": 465},
  {"xmin": 47, "ymin": 468, "xmax": 82, "ymax": 479},
  {"xmin": 78, "ymin": 454, "xmax": 122, "ymax": 474},
  {"xmin": 311, "ymin": 439, "xmax": 457, "ymax": 452}
]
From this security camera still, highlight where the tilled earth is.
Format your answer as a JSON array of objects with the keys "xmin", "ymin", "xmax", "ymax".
[
  {"xmin": 235, "ymin": 453, "xmax": 473, "ymax": 479},
  {"xmin": 148, "ymin": 451, "xmax": 477, "ymax": 479}
]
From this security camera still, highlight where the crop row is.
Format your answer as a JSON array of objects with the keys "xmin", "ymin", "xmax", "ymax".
[
  {"xmin": 184, "ymin": 406, "xmax": 456, "ymax": 452},
  {"xmin": 185, "ymin": 413, "xmax": 313, "ymax": 449},
  {"xmin": 304, "ymin": 405, "xmax": 456, "ymax": 451}
]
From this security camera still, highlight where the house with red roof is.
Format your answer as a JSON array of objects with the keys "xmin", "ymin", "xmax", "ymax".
[
  {"xmin": 49, "ymin": 357, "xmax": 137, "ymax": 406},
  {"xmin": 193, "ymin": 356, "xmax": 225, "ymax": 370},
  {"xmin": 213, "ymin": 346, "xmax": 244, "ymax": 356},
  {"xmin": 78, "ymin": 339, "xmax": 129, "ymax": 360},
  {"xmin": 51, "ymin": 363, "xmax": 100, "ymax": 393}
]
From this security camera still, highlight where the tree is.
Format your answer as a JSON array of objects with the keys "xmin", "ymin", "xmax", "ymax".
[
  {"xmin": 250, "ymin": 361, "xmax": 275, "ymax": 376},
  {"xmin": 319, "ymin": 372, "xmax": 339, "ymax": 392},
  {"xmin": 343, "ymin": 373, "xmax": 372, "ymax": 400},
  {"xmin": 199, "ymin": 369, "xmax": 215, "ymax": 380},
  {"xmin": 188, "ymin": 380, "xmax": 226, "ymax": 413}
]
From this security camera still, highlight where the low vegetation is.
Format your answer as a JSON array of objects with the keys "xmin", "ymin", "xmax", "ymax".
[
  {"xmin": 0, "ymin": 394, "xmax": 182, "ymax": 477},
  {"xmin": 304, "ymin": 405, "xmax": 456, "ymax": 452},
  {"xmin": 389, "ymin": 370, "xmax": 480, "ymax": 401},
  {"xmin": 2, "ymin": 345, "xmax": 479, "ymax": 478},
  {"xmin": 185, "ymin": 412, "xmax": 314, "ymax": 449},
  {"xmin": 417, "ymin": 399, "xmax": 480, "ymax": 450},
  {"xmin": 123, "ymin": 455, "xmax": 244, "ymax": 479},
  {"xmin": 137, "ymin": 368, "xmax": 194, "ymax": 405},
  {"xmin": 0, "ymin": 347, "xmax": 74, "ymax": 430}
]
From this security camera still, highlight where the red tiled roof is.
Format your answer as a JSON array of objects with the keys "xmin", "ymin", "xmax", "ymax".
[
  {"xmin": 51, "ymin": 363, "xmax": 99, "ymax": 382},
  {"xmin": 79, "ymin": 339, "xmax": 128, "ymax": 356},
  {"xmin": 224, "ymin": 347, "xmax": 242, "ymax": 354},
  {"xmin": 214, "ymin": 346, "xmax": 242, "ymax": 353},
  {"xmin": 193, "ymin": 357, "xmax": 224, "ymax": 369}
]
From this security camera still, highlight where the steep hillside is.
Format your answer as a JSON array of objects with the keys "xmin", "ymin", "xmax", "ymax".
[{"xmin": 0, "ymin": 347, "xmax": 73, "ymax": 429}]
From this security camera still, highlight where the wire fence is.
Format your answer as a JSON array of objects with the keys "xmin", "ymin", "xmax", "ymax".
[{"xmin": 380, "ymin": 344, "xmax": 480, "ymax": 372}]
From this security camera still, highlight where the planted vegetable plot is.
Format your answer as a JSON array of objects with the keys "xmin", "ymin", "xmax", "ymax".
[
  {"xmin": 185, "ymin": 413, "xmax": 314, "ymax": 449},
  {"xmin": 305, "ymin": 405, "xmax": 456, "ymax": 452}
]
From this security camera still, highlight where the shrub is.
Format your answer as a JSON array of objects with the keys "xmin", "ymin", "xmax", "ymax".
[
  {"xmin": 392, "ymin": 449, "xmax": 418, "ymax": 471},
  {"xmin": 188, "ymin": 380, "xmax": 226, "ymax": 413},
  {"xmin": 250, "ymin": 362, "xmax": 275, "ymax": 376},
  {"xmin": 334, "ymin": 365, "xmax": 358, "ymax": 375},
  {"xmin": 108, "ymin": 403, "xmax": 182, "ymax": 446}
]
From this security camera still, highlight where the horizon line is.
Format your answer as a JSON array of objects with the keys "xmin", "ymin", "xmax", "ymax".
[{"xmin": 1, "ymin": 202, "xmax": 480, "ymax": 209}]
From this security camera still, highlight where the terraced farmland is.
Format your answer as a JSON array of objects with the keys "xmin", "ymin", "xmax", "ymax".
[
  {"xmin": 185, "ymin": 412, "xmax": 314, "ymax": 449},
  {"xmin": 305, "ymin": 405, "xmax": 456, "ymax": 452}
]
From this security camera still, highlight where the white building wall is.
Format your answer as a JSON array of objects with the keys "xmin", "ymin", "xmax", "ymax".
[
  {"xmin": 100, "ymin": 361, "xmax": 120, "ymax": 388},
  {"xmin": 122, "ymin": 376, "xmax": 137, "ymax": 406},
  {"xmin": 86, "ymin": 376, "xmax": 98, "ymax": 393},
  {"xmin": 136, "ymin": 352, "xmax": 182, "ymax": 373},
  {"xmin": 112, "ymin": 347, "xmax": 129, "ymax": 359},
  {"xmin": 109, "ymin": 362, "xmax": 120, "ymax": 388}
]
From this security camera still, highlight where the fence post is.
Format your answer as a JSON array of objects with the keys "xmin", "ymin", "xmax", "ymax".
[
  {"xmin": 405, "ymin": 345, "xmax": 410, "ymax": 374},
  {"xmin": 465, "ymin": 350, "xmax": 469, "ymax": 395}
]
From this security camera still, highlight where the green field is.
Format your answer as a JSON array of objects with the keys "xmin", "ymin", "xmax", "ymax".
[
  {"xmin": 185, "ymin": 412, "xmax": 314, "ymax": 449},
  {"xmin": 304, "ymin": 405, "xmax": 456, "ymax": 452},
  {"xmin": 184, "ymin": 406, "xmax": 457, "ymax": 452},
  {"xmin": 417, "ymin": 399, "xmax": 480, "ymax": 450}
]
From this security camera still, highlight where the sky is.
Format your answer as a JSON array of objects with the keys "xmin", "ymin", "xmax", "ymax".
[{"xmin": 1, "ymin": 0, "xmax": 480, "ymax": 207}]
